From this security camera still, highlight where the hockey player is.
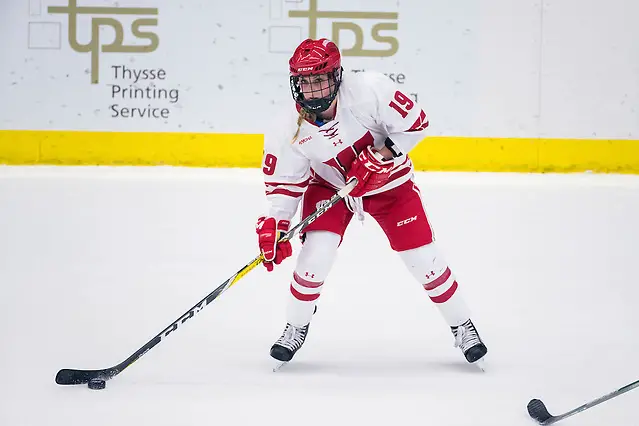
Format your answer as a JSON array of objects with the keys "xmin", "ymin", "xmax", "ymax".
[{"xmin": 256, "ymin": 38, "xmax": 487, "ymax": 368}]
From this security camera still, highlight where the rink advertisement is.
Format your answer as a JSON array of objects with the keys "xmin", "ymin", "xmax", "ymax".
[
  {"xmin": 109, "ymin": 66, "xmax": 180, "ymax": 120},
  {"xmin": 0, "ymin": 0, "xmax": 637, "ymax": 172},
  {"xmin": 32, "ymin": 0, "xmax": 182, "ymax": 123}
]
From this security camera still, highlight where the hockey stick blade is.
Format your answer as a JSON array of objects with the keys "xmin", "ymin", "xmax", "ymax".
[
  {"xmin": 527, "ymin": 378, "xmax": 639, "ymax": 424},
  {"xmin": 55, "ymin": 178, "xmax": 357, "ymax": 386},
  {"xmin": 56, "ymin": 367, "xmax": 118, "ymax": 385},
  {"xmin": 527, "ymin": 399, "xmax": 555, "ymax": 425}
]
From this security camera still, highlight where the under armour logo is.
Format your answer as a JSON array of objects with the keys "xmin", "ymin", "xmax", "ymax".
[
  {"xmin": 333, "ymin": 139, "xmax": 343, "ymax": 146},
  {"xmin": 425, "ymin": 271, "xmax": 436, "ymax": 279},
  {"xmin": 305, "ymin": 272, "xmax": 315, "ymax": 279}
]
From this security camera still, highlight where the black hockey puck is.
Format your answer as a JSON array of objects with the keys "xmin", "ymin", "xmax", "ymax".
[{"xmin": 87, "ymin": 378, "xmax": 106, "ymax": 390}]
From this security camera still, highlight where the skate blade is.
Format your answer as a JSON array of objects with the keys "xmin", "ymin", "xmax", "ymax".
[
  {"xmin": 272, "ymin": 361, "xmax": 287, "ymax": 372},
  {"xmin": 473, "ymin": 358, "xmax": 486, "ymax": 372}
]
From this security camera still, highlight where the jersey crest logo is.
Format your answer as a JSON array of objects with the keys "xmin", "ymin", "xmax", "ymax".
[{"xmin": 318, "ymin": 122, "xmax": 339, "ymax": 140}]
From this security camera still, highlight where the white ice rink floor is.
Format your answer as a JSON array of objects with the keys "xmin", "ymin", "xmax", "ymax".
[{"xmin": 1, "ymin": 166, "xmax": 638, "ymax": 426}]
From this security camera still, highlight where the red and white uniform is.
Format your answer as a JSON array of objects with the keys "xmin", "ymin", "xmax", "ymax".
[
  {"xmin": 262, "ymin": 71, "xmax": 429, "ymax": 223},
  {"xmin": 262, "ymin": 39, "xmax": 484, "ymax": 366},
  {"xmin": 263, "ymin": 71, "xmax": 470, "ymax": 332}
]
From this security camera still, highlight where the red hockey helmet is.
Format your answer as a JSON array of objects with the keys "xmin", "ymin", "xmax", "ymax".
[{"xmin": 289, "ymin": 38, "xmax": 343, "ymax": 113}]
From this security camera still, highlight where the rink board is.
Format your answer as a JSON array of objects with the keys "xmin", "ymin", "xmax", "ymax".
[{"xmin": 0, "ymin": 130, "xmax": 638, "ymax": 173}]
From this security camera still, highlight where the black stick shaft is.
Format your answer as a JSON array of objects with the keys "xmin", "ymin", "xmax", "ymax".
[{"xmin": 55, "ymin": 178, "xmax": 357, "ymax": 385}]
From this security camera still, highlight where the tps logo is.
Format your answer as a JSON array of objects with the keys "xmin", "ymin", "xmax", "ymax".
[
  {"xmin": 48, "ymin": 0, "xmax": 159, "ymax": 84},
  {"xmin": 269, "ymin": 0, "xmax": 398, "ymax": 57}
]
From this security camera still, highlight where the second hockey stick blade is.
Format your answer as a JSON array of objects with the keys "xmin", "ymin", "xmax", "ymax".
[{"xmin": 527, "ymin": 378, "xmax": 639, "ymax": 424}]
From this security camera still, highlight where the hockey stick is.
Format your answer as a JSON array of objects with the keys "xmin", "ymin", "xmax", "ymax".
[
  {"xmin": 55, "ymin": 178, "xmax": 358, "ymax": 386},
  {"xmin": 527, "ymin": 378, "xmax": 639, "ymax": 424}
]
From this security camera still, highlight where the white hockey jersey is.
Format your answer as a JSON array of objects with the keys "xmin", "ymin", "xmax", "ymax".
[{"xmin": 262, "ymin": 71, "xmax": 430, "ymax": 222}]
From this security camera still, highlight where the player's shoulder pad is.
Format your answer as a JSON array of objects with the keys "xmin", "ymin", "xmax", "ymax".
[
  {"xmin": 341, "ymin": 71, "xmax": 395, "ymax": 107},
  {"xmin": 342, "ymin": 70, "xmax": 395, "ymax": 95}
]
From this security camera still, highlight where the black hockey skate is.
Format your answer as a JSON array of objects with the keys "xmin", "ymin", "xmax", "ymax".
[
  {"xmin": 270, "ymin": 306, "xmax": 317, "ymax": 371},
  {"xmin": 451, "ymin": 319, "xmax": 487, "ymax": 369},
  {"xmin": 270, "ymin": 322, "xmax": 310, "ymax": 366}
]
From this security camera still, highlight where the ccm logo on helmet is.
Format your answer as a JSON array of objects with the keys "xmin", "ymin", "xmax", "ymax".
[
  {"xmin": 297, "ymin": 66, "xmax": 314, "ymax": 72},
  {"xmin": 397, "ymin": 216, "xmax": 417, "ymax": 227}
]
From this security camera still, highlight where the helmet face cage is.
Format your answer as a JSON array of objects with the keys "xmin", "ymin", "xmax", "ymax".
[{"xmin": 290, "ymin": 67, "xmax": 342, "ymax": 113}]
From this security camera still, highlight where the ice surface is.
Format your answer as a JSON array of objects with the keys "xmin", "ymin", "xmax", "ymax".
[{"xmin": 1, "ymin": 166, "xmax": 638, "ymax": 426}]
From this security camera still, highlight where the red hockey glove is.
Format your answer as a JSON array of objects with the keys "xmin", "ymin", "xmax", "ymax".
[
  {"xmin": 346, "ymin": 146, "xmax": 397, "ymax": 197},
  {"xmin": 256, "ymin": 216, "xmax": 292, "ymax": 272}
]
